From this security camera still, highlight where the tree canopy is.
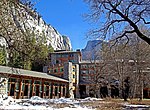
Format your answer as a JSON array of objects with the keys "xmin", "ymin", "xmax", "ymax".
[
  {"xmin": 84, "ymin": 0, "xmax": 150, "ymax": 45},
  {"xmin": 0, "ymin": 0, "xmax": 53, "ymax": 71}
]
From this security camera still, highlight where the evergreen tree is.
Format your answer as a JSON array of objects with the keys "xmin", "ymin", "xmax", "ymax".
[{"xmin": 0, "ymin": 47, "xmax": 6, "ymax": 66}]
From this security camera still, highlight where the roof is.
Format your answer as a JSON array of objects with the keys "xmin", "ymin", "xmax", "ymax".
[
  {"xmin": 50, "ymin": 51, "xmax": 81, "ymax": 54},
  {"xmin": 79, "ymin": 80, "xmax": 95, "ymax": 85},
  {"xmin": 80, "ymin": 60, "xmax": 103, "ymax": 64},
  {"xmin": 0, "ymin": 66, "xmax": 68, "ymax": 82}
]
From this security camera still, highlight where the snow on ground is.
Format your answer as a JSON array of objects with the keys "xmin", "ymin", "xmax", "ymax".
[
  {"xmin": 0, "ymin": 95, "xmax": 150, "ymax": 110},
  {"xmin": 0, "ymin": 95, "xmax": 96, "ymax": 110},
  {"xmin": 49, "ymin": 97, "xmax": 77, "ymax": 104},
  {"xmin": 125, "ymin": 104, "xmax": 150, "ymax": 108},
  {"xmin": 124, "ymin": 104, "xmax": 150, "ymax": 110},
  {"xmin": 78, "ymin": 97, "xmax": 103, "ymax": 102}
]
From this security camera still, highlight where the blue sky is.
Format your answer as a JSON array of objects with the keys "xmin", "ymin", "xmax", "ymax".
[{"xmin": 35, "ymin": 0, "xmax": 92, "ymax": 50}]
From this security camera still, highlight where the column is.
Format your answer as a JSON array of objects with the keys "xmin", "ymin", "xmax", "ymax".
[
  {"xmin": 18, "ymin": 78, "xmax": 22, "ymax": 99},
  {"xmin": 64, "ymin": 85, "xmax": 67, "ymax": 97},
  {"xmin": 32, "ymin": 79, "xmax": 35, "ymax": 96},
  {"xmin": 60, "ymin": 85, "xmax": 63, "ymax": 97},
  {"xmin": 53, "ymin": 84, "xmax": 55, "ymax": 98},
  {"xmin": 28, "ymin": 84, "xmax": 30, "ymax": 98},
  {"xmin": 49, "ymin": 84, "xmax": 51, "ymax": 98},
  {"xmin": 5, "ymin": 79, "xmax": 8, "ymax": 96}
]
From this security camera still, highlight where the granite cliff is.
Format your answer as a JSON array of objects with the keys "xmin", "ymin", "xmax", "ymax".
[
  {"xmin": 81, "ymin": 40, "xmax": 103, "ymax": 60},
  {"xmin": 25, "ymin": 15, "xmax": 72, "ymax": 50},
  {"xmin": 0, "ymin": 2, "xmax": 72, "ymax": 51}
]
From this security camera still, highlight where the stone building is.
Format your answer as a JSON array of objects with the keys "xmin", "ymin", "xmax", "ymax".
[
  {"xmin": 79, "ymin": 60, "xmax": 108, "ymax": 98},
  {"xmin": 43, "ymin": 50, "xmax": 81, "ymax": 98},
  {"xmin": 43, "ymin": 50, "xmax": 150, "ymax": 99}
]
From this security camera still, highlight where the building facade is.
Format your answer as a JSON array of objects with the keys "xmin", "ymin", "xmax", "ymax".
[
  {"xmin": 0, "ymin": 66, "xmax": 68, "ymax": 99},
  {"xmin": 43, "ymin": 50, "xmax": 81, "ymax": 98},
  {"xmin": 43, "ymin": 50, "xmax": 150, "ymax": 99},
  {"xmin": 79, "ymin": 61, "xmax": 96, "ymax": 98},
  {"xmin": 1, "ymin": 50, "xmax": 150, "ymax": 99}
]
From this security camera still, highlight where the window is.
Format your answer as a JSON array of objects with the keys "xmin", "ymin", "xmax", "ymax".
[
  {"xmin": 24, "ymin": 80, "xmax": 29, "ymax": 83},
  {"xmin": 81, "ymin": 65, "xmax": 88, "ymax": 68},
  {"xmin": 56, "ymin": 60, "xmax": 59, "ymax": 64},
  {"xmin": 56, "ymin": 55, "xmax": 61, "ymax": 58},
  {"xmin": 82, "ymin": 70, "xmax": 88, "ymax": 74},
  {"xmin": 69, "ymin": 54, "xmax": 74, "ymax": 57},
  {"xmin": 54, "ymin": 69, "xmax": 58, "ymax": 73},
  {"xmin": 44, "ymin": 82, "xmax": 49, "ymax": 85},
  {"xmin": 82, "ymin": 76, "xmax": 89, "ymax": 80},
  {"xmin": 63, "ymin": 87, "xmax": 66, "ymax": 96},
  {"xmin": 50, "ymin": 86, "xmax": 53, "ymax": 98},
  {"xmin": 89, "ymin": 70, "xmax": 94, "ymax": 74},
  {"xmin": 63, "ymin": 54, "xmax": 68, "ymax": 57},
  {"xmin": 34, "ymin": 80, "xmax": 40, "ymax": 84},
  {"xmin": 24, "ymin": 85, "xmax": 28, "ymax": 96},
  {"xmin": 72, "ymin": 68, "xmax": 75, "ymax": 72},
  {"xmin": 9, "ymin": 78, "xmax": 16, "ymax": 82},
  {"xmin": 46, "ymin": 86, "xmax": 49, "ymax": 96},
  {"xmin": 55, "ymin": 86, "xmax": 58, "ymax": 96},
  {"xmin": 35, "ymin": 86, "xmax": 39, "ymax": 96},
  {"xmin": 69, "ymin": 60, "xmax": 74, "ymax": 62},
  {"xmin": 73, "ymin": 74, "xmax": 75, "ymax": 78},
  {"xmin": 60, "ymin": 68, "xmax": 64, "ymax": 72},
  {"xmin": 10, "ymin": 84, "xmax": 15, "ymax": 96}
]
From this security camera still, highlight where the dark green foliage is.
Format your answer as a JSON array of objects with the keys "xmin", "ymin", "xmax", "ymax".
[
  {"xmin": 0, "ymin": 0, "xmax": 55, "ymax": 72},
  {"xmin": 31, "ymin": 62, "xmax": 43, "ymax": 72},
  {"xmin": 0, "ymin": 47, "xmax": 6, "ymax": 66},
  {"xmin": 8, "ymin": 52, "xmax": 24, "ymax": 68},
  {"xmin": 48, "ymin": 44, "xmax": 54, "ymax": 52}
]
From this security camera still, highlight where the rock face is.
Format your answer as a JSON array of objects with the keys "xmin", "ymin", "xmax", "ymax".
[
  {"xmin": 26, "ymin": 16, "xmax": 72, "ymax": 50},
  {"xmin": 81, "ymin": 40, "xmax": 103, "ymax": 60},
  {"xmin": 0, "ymin": 3, "xmax": 72, "ymax": 51},
  {"xmin": 0, "ymin": 37, "xmax": 6, "ymax": 47}
]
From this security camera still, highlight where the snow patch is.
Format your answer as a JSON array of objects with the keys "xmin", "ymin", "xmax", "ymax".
[
  {"xmin": 0, "ymin": 94, "xmax": 16, "ymax": 106},
  {"xmin": 29, "ymin": 96, "xmax": 48, "ymax": 104},
  {"xmin": 49, "ymin": 97, "xmax": 78, "ymax": 104},
  {"xmin": 124, "ymin": 104, "xmax": 150, "ymax": 110},
  {"xmin": 79, "ymin": 97, "xmax": 103, "ymax": 102},
  {"xmin": 0, "ymin": 95, "xmax": 95, "ymax": 110}
]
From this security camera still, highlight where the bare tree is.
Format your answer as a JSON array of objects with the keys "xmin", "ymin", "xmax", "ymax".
[
  {"xmin": 128, "ymin": 37, "xmax": 150, "ymax": 100},
  {"xmin": 100, "ymin": 36, "xmax": 150, "ymax": 100},
  {"xmin": 84, "ymin": 0, "xmax": 150, "ymax": 45},
  {"xmin": 101, "ymin": 42, "xmax": 132, "ymax": 99}
]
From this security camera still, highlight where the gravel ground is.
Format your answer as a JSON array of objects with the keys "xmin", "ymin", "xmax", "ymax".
[{"xmin": 80, "ymin": 98, "xmax": 150, "ymax": 110}]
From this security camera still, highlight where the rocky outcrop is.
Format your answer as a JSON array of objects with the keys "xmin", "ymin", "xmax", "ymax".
[
  {"xmin": 0, "ymin": 2, "xmax": 72, "ymax": 51},
  {"xmin": 0, "ymin": 37, "xmax": 6, "ymax": 47},
  {"xmin": 81, "ymin": 40, "xmax": 103, "ymax": 60},
  {"xmin": 26, "ymin": 15, "xmax": 72, "ymax": 50}
]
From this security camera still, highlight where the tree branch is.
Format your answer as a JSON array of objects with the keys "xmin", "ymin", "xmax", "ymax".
[
  {"xmin": 110, "ymin": 30, "xmax": 135, "ymax": 48},
  {"xmin": 108, "ymin": 1, "xmax": 150, "ymax": 45},
  {"xmin": 140, "ymin": 17, "xmax": 150, "ymax": 24}
]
